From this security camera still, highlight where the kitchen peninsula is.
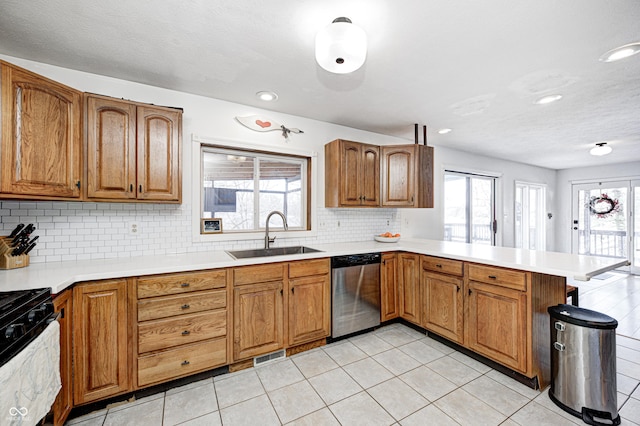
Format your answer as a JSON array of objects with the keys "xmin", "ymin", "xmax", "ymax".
[{"xmin": 0, "ymin": 238, "xmax": 627, "ymax": 423}]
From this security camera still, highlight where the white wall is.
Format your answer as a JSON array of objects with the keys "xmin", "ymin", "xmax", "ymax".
[
  {"xmin": 0, "ymin": 54, "xmax": 560, "ymax": 263},
  {"xmin": 400, "ymin": 146, "xmax": 558, "ymax": 251},
  {"xmin": 555, "ymin": 161, "xmax": 640, "ymax": 253}
]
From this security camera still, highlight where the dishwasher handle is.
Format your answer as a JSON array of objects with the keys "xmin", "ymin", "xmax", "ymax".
[{"xmin": 331, "ymin": 253, "xmax": 381, "ymax": 268}]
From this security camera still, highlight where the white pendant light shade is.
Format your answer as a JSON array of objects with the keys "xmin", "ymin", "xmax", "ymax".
[
  {"xmin": 315, "ymin": 17, "xmax": 367, "ymax": 74},
  {"xmin": 590, "ymin": 142, "xmax": 612, "ymax": 156}
]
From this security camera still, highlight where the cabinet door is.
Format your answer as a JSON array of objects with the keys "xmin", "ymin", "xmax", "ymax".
[
  {"xmin": 339, "ymin": 140, "xmax": 365, "ymax": 206},
  {"xmin": 52, "ymin": 290, "xmax": 73, "ymax": 426},
  {"xmin": 86, "ymin": 96, "xmax": 137, "ymax": 199},
  {"xmin": 360, "ymin": 144, "xmax": 380, "ymax": 206},
  {"xmin": 398, "ymin": 253, "xmax": 421, "ymax": 324},
  {"xmin": 466, "ymin": 280, "xmax": 527, "ymax": 372},
  {"xmin": 233, "ymin": 282, "xmax": 284, "ymax": 360},
  {"xmin": 381, "ymin": 253, "xmax": 399, "ymax": 321},
  {"xmin": 381, "ymin": 146, "xmax": 415, "ymax": 207},
  {"xmin": 288, "ymin": 274, "xmax": 330, "ymax": 346},
  {"xmin": 0, "ymin": 63, "xmax": 81, "ymax": 198},
  {"xmin": 136, "ymin": 105, "xmax": 181, "ymax": 202},
  {"xmin": 73, "ymin": 280, "xmax": 130, "ymax": 404},
  {"xmin": 422, "ymin": 272, "xmax": 464, "ymax": 343}
]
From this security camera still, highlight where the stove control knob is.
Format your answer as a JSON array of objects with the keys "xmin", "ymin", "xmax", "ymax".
[
  {"xmin": 5, "ymin": 323, "xmax": 26, "ymax": 341},
  {"xmin": 28, "ymin": 307, "xmax": 45, "ymax": 323}
]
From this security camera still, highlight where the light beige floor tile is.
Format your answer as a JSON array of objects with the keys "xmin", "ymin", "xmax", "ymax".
[
  {"xmin": 395, "ymin": 325, "xmax": 427, "ymax": 340},
  {"xmin": 329, "ymin": 391, "xmax": 395, "ymax": 426},
  {"xmin": 376, "ymin": 327, "xmax": 419, "ymax": 347},
  {"xmin": 618, "ymin": 373, "xmax": 640, "ymax": 395},
  {"xmin": 618, "ymin": 336, "xmax": 640, "ymax": 352},
  {"xmin": 499, "ymin": 420, "xmax": 521, "ymax": 426},
  {"xmin": 618, "ymin": 345, "xmax": 640, "ymax": 364},
  {"xmin": 368, "ymin": 377, "xmax": 429, "ymax": 421},
  {"xmin": 534, "ymin": 387, "xmax": 585, "ymax": 423},
  {"xmin": 285, "ymin": 407, "xmax": 340, "ymax": 426},
  {"xmin": 449, "ymin": 351, "xmax": 492, "ymax": 373},
  {"xmin": 177, "ymin": 411, "xmax": 222, "ymax": 426},
  {"xmin": 619, "ymin": 392, "xmax": 629, "ymax": 409},
  {"xmin": 166, "ymin": 377, "xmax": 213, "ymax": 396},
  {"xmin": 309, "ymin": 367, "xmax": 363, "ymax": 405},
  {"xmin": 399, "ymin": 365, "xmax": 457, "ymax": 402},
  {"xmin": 343, "ymin": 357, "xmax": 394, "ymax": 389},
  {"xmin": 103, "ymin": 397, "xmax": 164, "ymax": 426},
  {"xmin": 322, "ymin": 340, "xmax": 368, "ymax": 366},
  {"xmin": 434, "ymin": 388, "xmax": 506, "ymax": 426},
  {"xmin": 106, "ymin": 391, "xmax": 165, "ymax": 413},
  {"xmin": 510, "ymin": 401, "xmax": 581, "ymax": 426},
  {"xmin": 163, "ymin": 380, "xmax": 217, "ymax": 426},
  {"xmin": 426, "ymin": 355, "xmax": 483, "ymax": 386},
  {"xmin": 462, "ymin": 375, "xmax": 530, "ymax": 416},
  {"xmin": 420, "ymin": 335, "xmax": 457, "ymax": 354},
  {"xmin": 350, "ymin": 333, "xmax": 394, "ymax": 356},
  {"xmin": 397, "ymin": 340, "xmax": 446, "ymax": 365},
  {"xmin": 373, "ymin": 347, "xmax": 421, "ymax": 376},
  {"xmin": 484, "ymin": 370, "xmax": 540, "ymax": 400},
  {"xmin": 65, "ymin": 409, "xmax": 107, "ymax": 425},
  {"xmin": 292, "ymin": 348, "xmax": 339, "ymax": 378},
  {"xmin": 269, "ymin": 380, "xmax": 325, "ymax": 424},
  {"xmin": 632, "ymin": 385, "xmax": 640, "ymax": 399},
  {"xmin": 256, "ymin": 358, "xmax": 305, "ymax": 391},
  {"xmin": 619, "ymin": 358, "xmax": 640, "ymax": 380},
  {"xmin": 219, "ymin": 394, "xmax": 280, "ymax": 426},
  {"xmin": 399, "ymin": 404, "xmax": 459, "ymax": 426},
  {"xmin": 214, "ymin": 369, "xmax": 265, "ymax": 409},
  {"xmin": 620, "ymin": 396, "xmax": 640, "ymax": 424}
]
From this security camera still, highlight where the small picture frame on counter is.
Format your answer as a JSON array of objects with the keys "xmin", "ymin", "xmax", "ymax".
[{"xmin": 201, "ymin": 218, "xmax": 223, "ymax": 234}]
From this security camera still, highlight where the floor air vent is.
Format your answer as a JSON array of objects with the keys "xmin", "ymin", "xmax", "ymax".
[{"xmin": 254, "ymin": 350, "xmax": 286, "ymax": 367}]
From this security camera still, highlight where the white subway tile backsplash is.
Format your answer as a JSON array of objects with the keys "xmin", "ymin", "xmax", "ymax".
[{"xmin": 1, "ymin": 201, "xmax": 402, "ymax": 264}]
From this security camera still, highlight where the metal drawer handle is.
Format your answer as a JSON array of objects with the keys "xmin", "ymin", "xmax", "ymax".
[
  {"xmin": 182, "ymin": 330, "xmax": 190, "ymax": 336},
  {"xmin": 181, "ymin": 304, "xmax": 190, "ymax": 310},
  {"xmin": 181, "ymin": 283, "xmax": 190, "ymax": 288},
  {"xmin": 554, "ymin": 322, "xmax": 565, "ymax": 331},
  {"xmin": 181, "ymin": 360, "xmax": 190, "ymax": 366},
  {"xmin": 553, "ymin": 342, "xmax": 565, "ymax": 352},
  {"xmin": 488, "ymin": 275, "xmax": 497, "ymax": 279}
]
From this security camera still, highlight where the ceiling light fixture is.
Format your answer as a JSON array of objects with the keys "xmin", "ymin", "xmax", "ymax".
[
  {"xmin": 590, "ymin": 142, "xmax": 612, "ymax": 156},
  {"xmin": 256, "ymin": 91, "xmax": 278, "ymax": 102},
  {"xmin": 599, "ymin": 42, "xmax": 640, "ymax": 62},
  {"xmin": 315, "ymin": 17, "xmax": 367, "ymax": 74},
  {"xmin": 535, "ymin": 94, "xmax": 563, "ymax": 105},
  {"xmin": 438, "ymin": 128, "xmax": 452, "ymax": 134}
]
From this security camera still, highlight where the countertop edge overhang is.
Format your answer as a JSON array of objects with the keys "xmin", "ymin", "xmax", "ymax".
[{"xmin": 0, "ymin": 238, "xmax": 628, "ymax": 293}]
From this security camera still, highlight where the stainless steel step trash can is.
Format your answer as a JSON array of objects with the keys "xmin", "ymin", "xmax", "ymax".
[{"xmin": 548, "ymin": 304, "xmax": 620, "ymax": 426}]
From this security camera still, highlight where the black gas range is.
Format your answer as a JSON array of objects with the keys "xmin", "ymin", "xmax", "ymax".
[{"xmin": 0, "ymin": 287, "xmax": 55, "ymax": 366}]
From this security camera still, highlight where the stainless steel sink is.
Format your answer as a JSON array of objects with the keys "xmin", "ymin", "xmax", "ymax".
[{"xmin": 226, "ymin": 246, "xmax": 323, "ymax": 260}]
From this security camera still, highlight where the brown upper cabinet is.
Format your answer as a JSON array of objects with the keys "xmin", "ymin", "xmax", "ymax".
[
  {"xmin": 325, "ymin": 139, "xmax": 433, "ymax": 208},
  {"xmin": 86, "ymin": 94, "xmax": 182, "ymax": 202},
  {"xmin": 0, "ymin": 61, "xmax": 82, "ymax": 199},
  {"xmin": 325, "ymin": 139, "xmax": 380, "ymax": 207},
  {"xmin": 381, "ymin": 144, "xmax": 434, "ymax": 208}
]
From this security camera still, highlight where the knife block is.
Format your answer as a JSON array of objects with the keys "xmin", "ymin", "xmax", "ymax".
[{"xmin": 0, "ymin": 237, "xmax": 30, "ymax": 269}]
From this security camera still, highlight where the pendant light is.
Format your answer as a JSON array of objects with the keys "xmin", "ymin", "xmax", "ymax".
[
  {"xmin": 590, "ymin": 142, "xmax": 612, "ymax": 156},
  {"xmin": 315, "ymin": 17, "xmax": 367, "ymax": 74}
]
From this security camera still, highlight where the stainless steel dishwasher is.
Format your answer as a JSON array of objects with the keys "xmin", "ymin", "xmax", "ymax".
[{"xmin": 331, "ymin": 253, "xmax": 381, "ymax": 338}]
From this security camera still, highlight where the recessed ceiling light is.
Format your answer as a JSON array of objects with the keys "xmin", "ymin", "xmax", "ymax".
[
  {"xmin": 599, "ymin": 42, "xmax": 640, "ymax": 62},
  {"xmin": 535, "ymin": 94, "xmax": 563, "ymax": 105},
  {"xmin": 256, "ymin": 91, "xmax": 278, "ymax": 101},
  {"xmin": 438, "ymin": 128, "xmax": 452, "ymax": 134},
  {"xmin": 590, "ymin": 142, "xmax": 612, "ymax": 156}
]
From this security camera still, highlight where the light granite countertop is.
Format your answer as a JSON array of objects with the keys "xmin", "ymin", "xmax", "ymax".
[{"xmin": 0, "ymin": 238, "xmax": 628, "ymax": 293}]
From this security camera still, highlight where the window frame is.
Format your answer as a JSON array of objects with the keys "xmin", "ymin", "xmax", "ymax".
[
  {"xmin": 514, "ymin": 180, "xmax": 547, "ymax": 250},
  {"xmin": 192, "ymin": 135, "xmax": 318, "ymax": 243}
]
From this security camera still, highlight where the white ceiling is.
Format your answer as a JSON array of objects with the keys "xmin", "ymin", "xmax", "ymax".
[{"xmin": 1, "ymin": 0, "xmax": 639, "ymax": 170}]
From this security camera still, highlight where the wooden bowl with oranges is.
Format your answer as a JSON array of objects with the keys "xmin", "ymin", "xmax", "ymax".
[{"xmin": 374, "ymin": 232, "xmax": 401, "ymax": 243}]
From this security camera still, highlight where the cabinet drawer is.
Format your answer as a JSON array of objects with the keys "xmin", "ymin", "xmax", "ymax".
[
  {"xmin": 138, "ymin": 310, "xmax": 227, "ymax": 353},
  {"xmin": 233, "ymin": 263, "xmax": 285, "ymax": 286},
  {"xmin": 467, "ymin": 264, "xmax": 527, "ymax": 291},
  {"xmin": 137, "ymin": 270, "xmax": 226, "ymax": 298},
  {"xmin": 421, "ymin": 256, "xmax": 463, "ymax": 276},
  {"xmin": 289, "ymin": 258, "xmax": 330, "ymax": 278},
  {"xmin": 137, "ymin": 290, "xmax": 226, "ymax": 322},
  {"xmin": 137, "ymin": 338, "xmax": 226, "ymax": 387}
]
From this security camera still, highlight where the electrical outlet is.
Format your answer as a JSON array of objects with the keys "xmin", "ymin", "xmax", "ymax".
[
  {"xmin": 387, "ymin": 219, "xmax": 390, "ymax": 226},
  {"xmin": 129, "ymin": 222, "xmax": 139, "ymax": 235}
]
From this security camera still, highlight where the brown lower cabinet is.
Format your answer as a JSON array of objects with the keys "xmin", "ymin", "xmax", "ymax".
[
  {"xmin": 421, "ymin": 257, "xmax": 464, "ymax": 344},
  {"xmin": 52, "ymin": 290, "xmax": 73, "ymax": 426},
  {"xmin": 73, "ymin": 279, "xmax": 131, "ymax": 405},
  {"xmin": 380, "ymin": 253, "xmax": 399, "ymax": 321},
  {"xmin": 398, "ymin": 252, "xmax": 421, "ymax": 324}
]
